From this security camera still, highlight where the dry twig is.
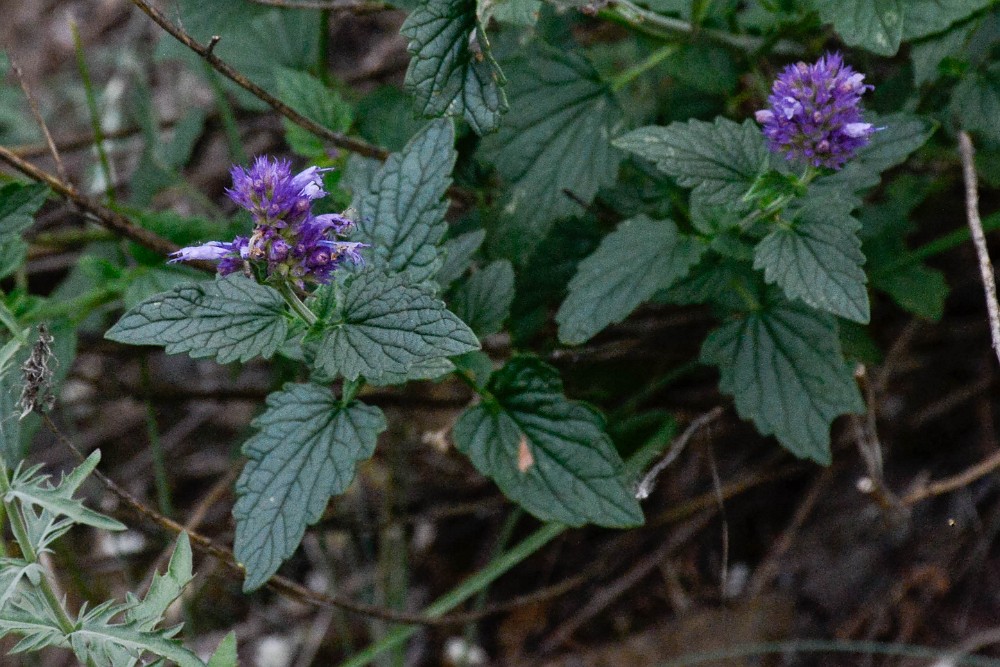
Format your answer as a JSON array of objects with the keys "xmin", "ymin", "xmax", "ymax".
[
  {"xmin": 636, "ymin": 406, "xmax": 724, "ymax": 499},
  {"xmin": 958, "ymin": 131, "xmax": 1000, "ymax": 367},
  {"xmin": 8, "ymin": 54, "xmax": 69, "ymax": 184},
  {"xmin": 126, "ymin": 0, "xmax": 388, "ymax": 161}
]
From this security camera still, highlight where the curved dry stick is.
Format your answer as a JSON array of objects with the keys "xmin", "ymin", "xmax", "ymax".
[
  {"xmin": 0, "ymin": 146, "xmax": 199, "ymax": 262},
  {"xmin": 959, "ymin": 131, "xmax": 1000, "ymax": 367},
  {"xmin": 127, "ymin": 0, "xmax": 388, "ymax": 161}
]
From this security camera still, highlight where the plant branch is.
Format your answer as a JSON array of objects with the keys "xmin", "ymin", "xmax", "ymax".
[
  {"xmin": 958, "ymin": 131, "xmax": 1000, "ymax": 367},
  {"xmin": 126, "ymin": 0, "xmax": 389, "ymax": 161},
  {"xmin": 0, "ymin": 145, "xmax": 215, "ymax": 270}
]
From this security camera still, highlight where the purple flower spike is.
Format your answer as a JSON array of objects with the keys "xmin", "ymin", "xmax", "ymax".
[
  {"xmin": 756, "ymin": 52, "xmax": 877, "ymax": 170},
  {"xmin": 172, "ymin": 157, "xmax": 365, "ymax": 287}
]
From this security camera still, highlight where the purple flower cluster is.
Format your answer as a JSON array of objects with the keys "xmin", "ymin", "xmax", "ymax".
[
  {"xmin": 755, "ymin": 53, "xmax": 877, "ymax": 170},
  {"xmin": 169, "ymin": 157, "xmax": 366, "ymax": 286}
]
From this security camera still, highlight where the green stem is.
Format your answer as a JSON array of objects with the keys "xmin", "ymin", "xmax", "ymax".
[
  {"xmin": 341, "ymin": 378, "xmax": 363, "ymax": 405},
  {"xmin": 0, "ymin": 301, "xmax": 28, "ymax": 344},
  {"xmin": 140, "ymin": 357, "xmax": 174, "ymax": 518},
  {"xmin": 599, "ymin": 0, "xmax": 802, "ymax": 55},
  {"xmin": 610, "ymin": 43, "xmax": 680, "ymax": 92},
  {"xmin": 71, "ymin": 22, "xmax": 115, "ymax": 204},
  {"xmin": 0, "ymin": 465, "xmax": 78, "ymax": 639},
  {"xmin": 339, "ymin": 522, "xmax": 566, "ymax": 667},
  {"xmin": 277, "ymin": 282, "xmax": 319, "ymax": 327}
]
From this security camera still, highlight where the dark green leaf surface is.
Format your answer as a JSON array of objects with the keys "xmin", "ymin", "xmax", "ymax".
[
  {"xmin": 0, "ymin": 183, "xmax": 47, "ymax": 280},
  {"xmin": 812, "ymin": 0, "xmax": 903, "ymax": 56},
  {"xmin": 910, "ymin": 20, "xmax": 976, "ymax": 86},
  {"xmin": 453, "ymin": 357, "xmax": 643, "ymax": 527},
  {"xmin": 952, "ymin": 66, "xmax": 1000, "ymax": 144},
  {"xmin": 557, "ymin": 216, "xmax": 706, "ymax": 345},
  {"xmin": 105, "ymin": 274, "xmax": 289, "ymax": 364},
  {"xmin": 700, "ymin": 298, "xmax": 864, "ymax": 463},
  {"xmin": 437, "ymin": 229, "xmax": 486, "ymax": 289},
  {"xmin": 902, "ymin": 0, "xmax": 992, "ymax": 41},
  {"xmin": 314, "ymin": 271, "xmax": 479, "ymax": 384},
  {"xmin": 614, "ymin": 118, "xmax": 767, "ymax": 206},
  {"xmin": 233, "ymin": 384, "xmax": 386, "ymax": 591},
  {"xmin": 754, "ymin": 201, "xmax": 870, "ymax": 323},
  {"xmin": 451, "ymin": 260, "xmax": 515, "ymax": 337},
  {"xmin": 155, "ymin": 0, "xmax": 318, "ymax": 109},
  {"xmin": 480, "ymin": 44, "xmax": 623, "ymax": 258},
  {"xmin": 276, "ymin": 67, "xmax": 353, "ymax": 156},
  {"xmin": 401, "ymin": 0, "xmax": 507, "ymax": 134},
  {"xmin": 354, "ymin": 119, "xmax": 456, "ymax": 283}
]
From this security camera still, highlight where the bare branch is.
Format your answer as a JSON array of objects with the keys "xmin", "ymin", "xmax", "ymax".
[
  {"xmin": 959, "ymin": 131, "xmax": 1000, "ymax": 367},
  {"xmin": 7, "ymin": 54, "xmax": 69, "ymax": 184},
  {"xmin": 126, "ymin": 0, "xmax": 389, "ymax": 161},
  {"xmin": 247, "ymin": 0, "xmax": 392, "ymax": 12},
  {"xmin": 635, "ymin": 406, "xmax": 724, "ymax": 499}
]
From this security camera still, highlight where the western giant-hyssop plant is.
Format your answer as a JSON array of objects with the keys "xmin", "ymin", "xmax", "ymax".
[{"xmin": 0, "ymin": 0, "xmax": 996, "ymax": 663}]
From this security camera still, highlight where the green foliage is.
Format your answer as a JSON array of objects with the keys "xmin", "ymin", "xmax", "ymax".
[
  {"xmin": 233, "ymin": 383, "xmax": 387, "ymax": 590},
  {"xmin": 754, "ymin": 196, "xmax": 870, "ymax": 323},
  {"xmin": 155, "ymin": 0, "xmax": 319, "ymax": 109},
  {"xmin": 952, "ymin": 64, "xmax": 1000, "ymax": 144},
  {"xmin": 701, "ymin": 295, "xmax": 864, "ymax": 463},
  {"xmin": 0, "ymin": 450, "xmax": 224, "ymax": 665},
  {"xmin": 105, "ymin": 274, "xmax": 290, "ymax": 364},
  {"xmin": 437, "ymin": 229, "xmax": 487, "ymax": 288},
  {"xmin": 451, "ymin": 260, "xmax": 515, "ymax": 336},
  {"xmin": 480, "ymin": 43, "xmax": 624, "ymax": 259},
  {"xmin": 354, "ymin": 119, "xmax": 457, "ymax": 283},
  {"xmin": 614, "ymin": 119, "xmax": 768, "ymax": 206},
  {"xmin": 557, "ymin": 216, "xmax": 706, "ymax": 344},
  {"xmin": 453, "ymin": 357, "xmax": 643, "ymax": 527},
  {"xmin": 401, "ymin": 0, "xmax": 508, "ymax": 134},
  {"xmin": 811, "ymin": 0, "xmax": 904, "ymax": 56},
  {"xmin": 276, "ymin": 67, "xmax": 353, "ymax": 156},
  {"xmin": 0, "ymin": 183, "xmax": 48, "ymax": 281},
  {"xmin": 311, "ymin": 270, "xmax": 480, "ymax": 384}
]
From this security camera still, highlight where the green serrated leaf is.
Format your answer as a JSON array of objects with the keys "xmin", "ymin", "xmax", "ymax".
[
  {"xmin": 105, "ymin": 274, "xmax": 289, "ymax": 365},
  {"xmin": 71, "ymin": 601, "xmax": 204, "ymax": 667},
  {"xmin": 557, "ymin": 216, "xmax": 706, "ymax": 345},
  {"xmin": 125, "ymin": 533, "xmax": 192, "ymax": 631},
  {"xmin": 451, "ymin": 260, "xmax": 515, "ymax": 337},
  {"xmin": 453, "ymin": 357, "xmax": 643, "ymax": 527},
  {"xmin": 811, "ymin": 0, "xmax": 903, "ymax": 56},
  {"xmin": 754, "ymin": 199, "xmax": 869, "ymax": 323},
  {"xmin": 480, "ymin": 43, "xmax": 624, "ymax": 259},
  {"xmin": 7, "ymin": 451, "xmax": 126, "ymax": 533},
  {"xmin": 276, "ymin": 67, "xmax": 353, "ymax": 156},
  {"xmin": 353, "ymin": 119, "xmax": 457, "ymax": 283},
  {"xmin": 614, "ymin": 118, "xmax": 768, "ymax": 206},
  {"xmin": 233, "ymin": 384, "xmax": 387, "ymax": 591},
  {"xmin": 313, "ymin": 271, "xmax": 479, "ymax": 384},
  {"xmin": 401, "ymin": 0, "xmax": 508, "ymax": 134},
  {"xmin": 437, "ymin": 229, "xmax": 486, "ymax": 288},
  {"xmin": 207, "ymin": 632, "xmax": 238, "ymax": 667},
  {"xmin": 700, "ymin": 296, "xmax": 864, "ymax": 463},
  {"xmin": 902, "ymin": 0, "xmax": 992, "ymax": 41},
  {"xmin": 123, "ymin": 267, "xmax": 205, "ymax": 310}
]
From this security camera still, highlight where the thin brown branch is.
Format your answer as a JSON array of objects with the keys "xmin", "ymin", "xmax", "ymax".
[
  {"xmin": 39, "ymin": 413, "xmax": 587, "ymax": 627},
  {"xmin": 8, "ymin": 54, "xmax": 68, "ymax": 185},
  {"xmin": 959, "ymin": 131, "xmax": 1000, "ymax": 367},
  {"xmin": 902, "ymin": 448, "xmax": 1000, "ymax": 506},
  {"xmin": 247, "ymin": 0, "xmax": 392, "ymax": 12},
  {"xmin": 635, "ymin": 406, "xmax": 724, "ymax": 499},
  {"xmin": 126, "ymin": 0, "xmax": 388, "ymax": 161},
  {"xmin": 0, "ymin": 146, "xmax": 214, "ymax": 268},
  {"xmin": 11, "ymin": 123, "xmax": 170, "ymax": 159}
]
